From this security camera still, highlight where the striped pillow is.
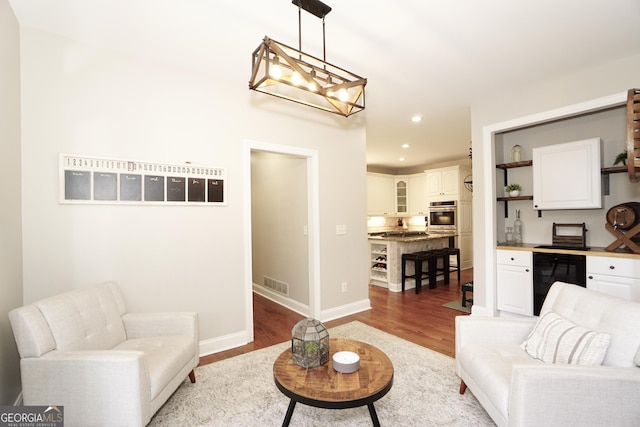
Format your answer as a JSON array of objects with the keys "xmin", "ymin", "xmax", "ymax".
[{"xmin": 521, "ymin": 311, "xmax": 610, "ymax": 365}]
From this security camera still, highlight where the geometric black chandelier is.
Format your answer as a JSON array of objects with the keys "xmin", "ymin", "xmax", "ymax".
[{"xmin": 249, "ymin": 0, "xmax": 367, "ymax": 117}]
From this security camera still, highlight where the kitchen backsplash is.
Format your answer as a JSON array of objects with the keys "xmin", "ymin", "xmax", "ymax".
[{"xmin": 368, "ymin": 216, "xmax": 427, "ymax": 234}]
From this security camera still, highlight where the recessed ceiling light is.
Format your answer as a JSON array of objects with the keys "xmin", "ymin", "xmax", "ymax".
[
  {"xmin": 411, "ymin": 115, "xmax": 422, "ymax": 123},
  {"xmin": 399, "ymin": 157, "xmax": 405, "ymax": 161},
  {"xmin": 402, "ymin": 143, "xmax": 410, "ymax": 149}
]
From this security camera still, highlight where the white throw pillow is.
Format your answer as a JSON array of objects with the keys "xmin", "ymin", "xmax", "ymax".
[{"xmin": 521, "ymin": 311, "xmax": 610, "ymax": 366}]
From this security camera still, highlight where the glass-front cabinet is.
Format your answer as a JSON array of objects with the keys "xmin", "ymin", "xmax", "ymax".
[{"xmin": 395, "ymin": 179, "xmax": 407, "ymax": 214}]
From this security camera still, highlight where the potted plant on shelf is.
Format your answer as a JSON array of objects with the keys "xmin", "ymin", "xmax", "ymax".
[
  {"xmin": 505, "ymin": 183, "xmax": 522, "ymax": 197},
  {"xmin": 613, "ymin": 150, "xmax": 627, "ymax": 166}
]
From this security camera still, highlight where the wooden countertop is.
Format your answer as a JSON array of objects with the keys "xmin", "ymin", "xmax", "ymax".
[{"xmin": 496, "ymin": 242, "xmax": 640, "ymax": 259}]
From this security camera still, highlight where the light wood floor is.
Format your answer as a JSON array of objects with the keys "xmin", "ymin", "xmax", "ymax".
[{"xmin": 199, "ymin": 268, "xmax": 473, "ymax": 365}]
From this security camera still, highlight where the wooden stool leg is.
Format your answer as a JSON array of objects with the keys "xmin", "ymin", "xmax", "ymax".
[
  {"xmin": 401, "ymin": 256, "xmax": 407, "ymax": 292},
  {"xmin": 415, "ymin": 259, "xmax": 423, "ymax": 294},
  {"xmin": 444, "ymin": 254, "xmax": 450, "ymax": 285},
  {"xmin": 427, "ymin": 255, "xmax": 436, "ymax": 289}
]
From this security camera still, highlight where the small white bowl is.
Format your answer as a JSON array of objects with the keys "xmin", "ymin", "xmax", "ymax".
[{"xmin": 332, "ymin": 351, "xmax": 360, "ymax": 373}]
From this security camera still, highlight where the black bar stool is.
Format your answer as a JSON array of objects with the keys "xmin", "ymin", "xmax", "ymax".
[
  {"xmin": 431, "ymin": 248, "xmax": 451, "ymax": 286},
  {"xmin": 461, "ymin": 281, "xmax": 474, "ymax": 307},
  {"xmin": 401, "ymin": 251, "xmax": 434, "ymax": 294},
  {"xmin": 448, "ymin": 247, "xmax": 461, "ymax": 283}
]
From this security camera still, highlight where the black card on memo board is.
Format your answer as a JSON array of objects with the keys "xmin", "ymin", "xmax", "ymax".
[
  {"xmin": 120, "ymin": 174, "xmax": 142, "ymax": 201},
  {"xmin": 166, "ymin": 176, "xmax": 186, "ymax": 202},
  {"xmin": 208, "ymin": 179, "xmax": 224, "ymax": 203},
  {"xmin": 65, "ymin": 170, "xmax": 91, "ymax": 200},
  {"xmin": 93, "ymin": 172, "xmax": 117, "ymax": 200},
  {"xmin": 144, "ymin": 175, "xmax": 164, "ymax": 202},
  {"xmin": 188, "ymin": 178, "xmax": 206, "ymax": 202}
]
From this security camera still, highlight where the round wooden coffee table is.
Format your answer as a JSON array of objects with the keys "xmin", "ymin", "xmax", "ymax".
[{"xmin": 273, "ymin": 338, "xmax": 394, "ymax": 427}]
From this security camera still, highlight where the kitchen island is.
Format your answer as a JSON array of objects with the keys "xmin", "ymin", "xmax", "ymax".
[{"xmin": 369, "ymin": 232, "xmax": 456, "ymax": 292}]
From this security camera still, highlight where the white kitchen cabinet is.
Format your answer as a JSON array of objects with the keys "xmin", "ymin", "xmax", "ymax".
[
  {"xmin": 425, "ymin": 165, "xmax": 472, "ymax": 201},
  {"xmin": 426, "ymin": 168, "xmax": 457, "ymax": 198},
  {"xmin": 532, "ymin": 138, "xmax": 602, "ymax": 210},
  {"xmin": 394, "ymin": 178, "xmax": 408, "ymax": 215},
  {"xmin": 408, "ymin": 173, "xmax": 428, "ymax": 215},
  {"xmin": 458, "ymin": 200, "xmax": 473, "ymax": 234},
  {"xmin": 367, "ymin": 173, "xmax": 394, "ymax": 215},
  {"xmin": 586, "ymin": 256, "xmax": 640, "ymax": 302},
  {"xmin": 496, "ymin": 249, "xmax": 533, "ymax": 316}
]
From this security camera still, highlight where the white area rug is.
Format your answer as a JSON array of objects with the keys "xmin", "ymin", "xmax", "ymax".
[{"xmin": 149, "ymin": 321, "xmax": 494, "ymax": 426}]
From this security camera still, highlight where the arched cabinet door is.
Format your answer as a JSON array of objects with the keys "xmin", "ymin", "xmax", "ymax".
[{"xmin": 394, "ymin": 179, "xmax": 407, "ymax": 214}]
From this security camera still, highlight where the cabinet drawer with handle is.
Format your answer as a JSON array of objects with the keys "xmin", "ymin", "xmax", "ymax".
[
  {"xmin": 497, "ymin": 250, "xmax": 532, "ymax": 267},
  {"xmin": 587, "ymin": 256, "xmax": 640, "ymax": 278}
]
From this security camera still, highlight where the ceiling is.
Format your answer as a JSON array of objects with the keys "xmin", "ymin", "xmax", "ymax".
[{"xmin": 8, "ymin": 0, "xmax": 640, "ymax": 172}]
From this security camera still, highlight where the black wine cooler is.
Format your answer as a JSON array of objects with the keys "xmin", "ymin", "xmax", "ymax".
[{"xmin": 532, "ymin": 252, "xmax": 587, "ymax": 316}]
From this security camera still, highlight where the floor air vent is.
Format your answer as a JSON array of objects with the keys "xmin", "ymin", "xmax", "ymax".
[{"xmin": 263, "ymin": 276, "xmax": 289, "ymax": 296}]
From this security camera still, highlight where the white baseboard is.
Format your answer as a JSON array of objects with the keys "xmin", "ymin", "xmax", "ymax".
[
  {"xmin": 388, "ymin": 281, "xmax": 411, "ymax": 292},
  {"xmin": 199, "ymin": 288, "xmax": 371, "ymax": 357},
  {"xmin": 199, "ymin": 330, "xmax": 251, "ymax": 357},
  {"xmin": 254, "ymin": 283, "xmax": 372, "ymax": 324},
  {"xmin": 319, "ymin": 298, "xmax": 371, "ymax": 323},
  {"xmin": 252, "ymin": 284, "xmax": 310, "ymax": 317}
]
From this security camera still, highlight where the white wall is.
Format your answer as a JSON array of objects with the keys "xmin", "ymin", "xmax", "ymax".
[
  {"xmin": 0, "ymin": 0, "xmax": 23, "ymax": 405},
  {"xmin": 470, "ymin": 52, "xmax": 640, "ymax": 314},
  {"xmin": 18, "ymin": 27, "xmax": 369, "ymax": 356}
]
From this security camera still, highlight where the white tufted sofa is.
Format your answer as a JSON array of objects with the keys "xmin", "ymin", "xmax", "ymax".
[
  {"xmin": 456, "ymin": 281, "xmax": 640, "ymax": 427},
  {"xmin": 9, "ymin": 282, "xmax": 199, "ymax": 427}
]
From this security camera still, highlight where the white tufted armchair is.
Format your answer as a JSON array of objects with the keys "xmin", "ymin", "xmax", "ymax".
[{"xmin": 9, "ymin": 282, "xmax": 199, "ymax": 427}]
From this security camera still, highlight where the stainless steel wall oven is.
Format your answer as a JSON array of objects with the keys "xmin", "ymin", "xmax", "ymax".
[{"xmin": 428, "ymin": 201, "xmax": 457, "ymax": 234}]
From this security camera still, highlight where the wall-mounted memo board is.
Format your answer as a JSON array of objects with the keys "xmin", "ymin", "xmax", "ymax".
[{"xmin": 60, "ymin": 153, "xmax": 226, "ymax": 206}]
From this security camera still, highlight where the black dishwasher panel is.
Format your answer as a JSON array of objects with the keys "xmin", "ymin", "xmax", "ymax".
[{"xmin": 532, "ymin": 252, "xmax": 586, "ymax": 316}]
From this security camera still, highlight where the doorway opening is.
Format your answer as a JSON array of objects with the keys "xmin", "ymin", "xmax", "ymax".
[{"xmin": 243, "ymin": 140, "xmax": 320, "ymax": 344}]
